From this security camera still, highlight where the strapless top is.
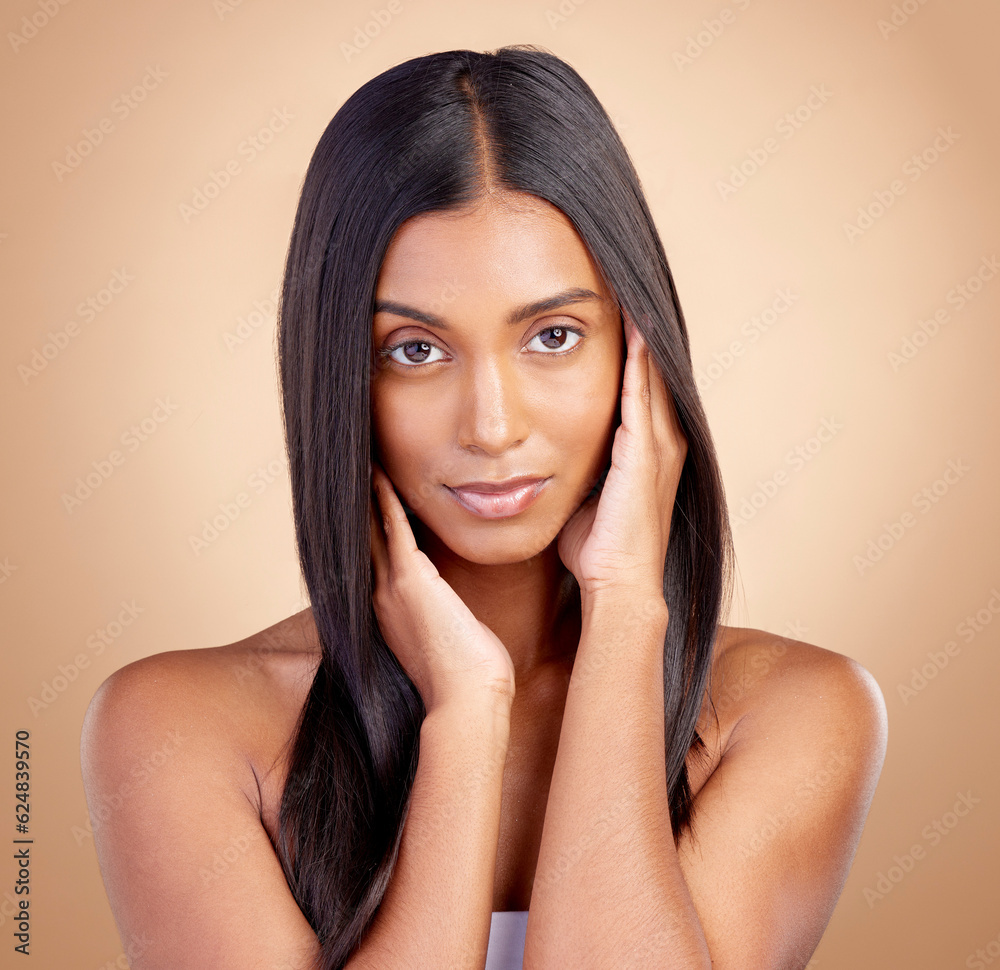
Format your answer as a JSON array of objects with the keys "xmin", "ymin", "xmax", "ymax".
[{"xmin": 485, "ymin": 910, "xmax": 529, "ymax": 970}]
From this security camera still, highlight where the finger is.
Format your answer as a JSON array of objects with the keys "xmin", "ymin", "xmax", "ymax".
[
  {"xmin": 370, "ymin": 467, "xmax": 391, "ymax": 583},
  {"xmin": 630, "ymin": 313, "xmax": 686, "ymax": 463},
  {"xmin": 620, "ymin": 310, "xmax": 657, "ymax": 448},
  {"xmin": 371, "ymin": 462, "xmax": 420, "ymax": 566},
  {"xmin": 648, "ymin": 343, "xmax": 687, "ymax": 464},
  {"xmin": 640, "ymin": 321, "xmax": 679, "ymax": 457}
]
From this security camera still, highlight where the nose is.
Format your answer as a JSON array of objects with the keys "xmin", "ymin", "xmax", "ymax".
[{"xmin": 456, "ymin": 354, "xmax": 529, "ymax": 455}]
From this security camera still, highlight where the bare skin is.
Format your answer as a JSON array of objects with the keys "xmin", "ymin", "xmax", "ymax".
[
  {"xmin": 88, "ymin": 610, "xmax": 868, "ymax": 915},
  {"xmin": 81, "ymin": 190, "xmax": 887, "ymax": 968},
  {"xmin": 205, "ymin": 609, "xmax": 829, "ymax": 912},
  {"xmin": 80, "ymin": 580, "xmax": 885, "ymax": 967}
]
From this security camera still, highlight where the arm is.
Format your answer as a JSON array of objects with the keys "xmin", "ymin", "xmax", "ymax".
[
  {"xmin": 81, "ymin": 652, "xmax": 512, "ymax": 970},
  {"xmin": 363, "ymin": 458, "xmax": 519, "ymax": 965},
  {"xmin": 350, "ymin": 694, "xmax": 511, "ymax": 970},
  {"xmin": 525, "ymin": 613, "xmax": 888, "ymax": 970},
  {"xmin": 524, "ymin": 592, "xmax": 710, "ymax": 970},
  {"xmin": 527, "ymin": 314, "xmax": 707, "ymax": 966},
  {"xmin": 80, "ymin": 653, "xmax": 324, "ymax": 970},
  {"xmin": 674, "ymin": 633, "xmax": 888, "ymax": 968},
  {"xmin": 533, "ymin": 318, "xmax": 887, "ymax": 966}
]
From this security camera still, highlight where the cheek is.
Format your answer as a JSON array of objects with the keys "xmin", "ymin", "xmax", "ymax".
[
  {"xmin": 371, "ymin": 388, "xmax": 452, "ymax": 512},
  {"xmin": 370, "ymin": 388, "xmax": 415, "ymax": 478},
  {"xmin": 538, "ymin": 371, "xmax": 619, "ymax": 496}
]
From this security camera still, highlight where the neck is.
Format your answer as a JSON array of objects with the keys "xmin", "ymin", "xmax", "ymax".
[{"xmin": 409, "ymin": 514, "xmax": 581, "ymax": 683}]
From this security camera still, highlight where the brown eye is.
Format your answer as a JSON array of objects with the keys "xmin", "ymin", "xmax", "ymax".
[
  {"xmin": 529, "ymin": 326, "xmax": 584, "ymax": 354},
  {"xmin": 378, "ymin": 339, "xmax": 445, "ymax": 367},
  {"xmin": 399, "ymin": 341, "xmax": 432, "ymax": 363}
]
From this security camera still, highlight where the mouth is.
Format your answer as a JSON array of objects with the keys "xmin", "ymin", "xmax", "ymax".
[{"xmin": 445, "ymin": 477, "xmax": 549, "ymax": 519}]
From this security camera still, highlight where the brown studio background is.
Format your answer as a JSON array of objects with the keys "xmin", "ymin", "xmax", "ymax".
[{"xmin": 2, "ymin": 0, "xmax": 999, "ymax": 967}]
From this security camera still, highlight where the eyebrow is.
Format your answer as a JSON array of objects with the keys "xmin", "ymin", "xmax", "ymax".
[{"xmin": 373, "ymin": 287, "xmax": 610, "ymax": 330}]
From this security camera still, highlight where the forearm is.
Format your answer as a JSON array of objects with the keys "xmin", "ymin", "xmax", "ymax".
[
  {"xmin": 525, "ymin": 594, "xmax": 711, "ymax": 970},
  {"xmin": 347, "ymin": 694, "xmax": 511, "ymax": 970}
]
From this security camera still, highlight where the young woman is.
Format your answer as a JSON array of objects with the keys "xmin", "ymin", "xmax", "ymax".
[{"xmin": 80, "ymin": 45, "xmax": 888, "ymax": 970}]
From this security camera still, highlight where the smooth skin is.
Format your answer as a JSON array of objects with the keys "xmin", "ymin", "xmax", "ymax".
[{"xmin": 80, "ymin": 190, "xmax": 888, "ymax": 969}]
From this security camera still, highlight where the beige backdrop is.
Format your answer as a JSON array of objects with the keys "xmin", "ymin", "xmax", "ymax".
[{"xmin": 2, "ymin": 0, "xmax": 998, "ymax": 967}]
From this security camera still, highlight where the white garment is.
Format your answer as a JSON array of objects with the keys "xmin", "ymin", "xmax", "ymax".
[{"xmin": 485, "ymin": 910, "xmax": 529, "ymax": 970}]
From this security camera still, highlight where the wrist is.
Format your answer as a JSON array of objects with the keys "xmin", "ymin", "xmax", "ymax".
[
  {"xmin": 423, "ymin": 686, "xmax": 514, "ymax": 731},
  {"xmin": 420, "ymin": 700, "xmax": 511, "ymax": 773},
  {"xmin": 580, "ymin": 586, "xmax": 668, "ymax": 625},
  {"xmin": 572, "ymin": 589, "xmax": 668, "ymax": 696}
]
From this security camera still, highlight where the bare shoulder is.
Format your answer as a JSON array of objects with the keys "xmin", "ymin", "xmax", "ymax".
[
  {"xmin": 82, "ymin": 608, "xmax": 322, "ymax": 806},
  {"xmin": 710, "ymin": 624, "xmax": 888, "ymax": 712},
  {"xmin": 705, "ymin": 623, "xmax": 888, "ymax": 780},
  {"xmin": 675, "ymin": 638, "xmax": 889, "ymax": 967},
  {"xmin": 79, "ymin": 609, "xmax": 324, "ymax": 970}
]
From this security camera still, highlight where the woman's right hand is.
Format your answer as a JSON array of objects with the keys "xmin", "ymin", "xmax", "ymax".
[{"xmin": 370, "ymin": 460, "xmax": 516, "ymax": 714}]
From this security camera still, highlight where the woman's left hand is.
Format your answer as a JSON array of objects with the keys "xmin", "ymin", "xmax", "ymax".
[{"xmin": 557, "ymin": 311, "xmax": 688, "ymax": 603}]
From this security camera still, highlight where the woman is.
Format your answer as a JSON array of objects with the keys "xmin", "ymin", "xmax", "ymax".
[{"xmin": 80, "ymin": 45, "xmax": 888, "ymax": 970}]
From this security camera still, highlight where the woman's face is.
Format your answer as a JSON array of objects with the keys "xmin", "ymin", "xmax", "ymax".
[{"xmin": 370, "ymin": 191, "xmax": 624, "ymax": 565}]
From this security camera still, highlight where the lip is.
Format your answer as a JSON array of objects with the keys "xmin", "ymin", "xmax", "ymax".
[
  {"xmin": 445, "ymin": 477, "xmax": 549, "ymax": 519},
  {"xmin": 450, "ymin": 475, "xmax": 547, "ymax": 493}
]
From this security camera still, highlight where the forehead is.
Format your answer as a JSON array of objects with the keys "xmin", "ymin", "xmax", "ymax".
[{"xmin": 375, "ymin": 194, "xmax": 611, "ymax": 303}]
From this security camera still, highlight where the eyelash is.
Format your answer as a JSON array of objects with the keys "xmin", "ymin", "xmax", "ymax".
[{"xmin": 376, "ymin": 324, "xmax": 587, "ymax": 369}]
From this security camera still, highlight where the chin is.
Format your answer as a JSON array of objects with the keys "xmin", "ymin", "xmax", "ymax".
[{"xmin": 414, "ymin": 505, "xmax": 563, "ymax": 566}]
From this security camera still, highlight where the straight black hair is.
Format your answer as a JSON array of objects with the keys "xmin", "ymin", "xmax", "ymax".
[{"xmin": 274, "ymin": 44, "xmax": 734, "ymax": 968}]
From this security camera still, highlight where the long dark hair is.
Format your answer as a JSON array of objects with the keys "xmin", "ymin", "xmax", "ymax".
[{"xmin": 274, "ymin": 44, "xmax": 734, "ymax": 968}]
